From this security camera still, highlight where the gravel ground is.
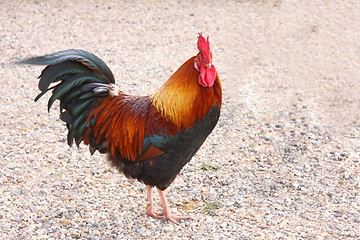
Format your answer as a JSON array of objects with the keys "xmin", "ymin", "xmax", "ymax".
[{"xmin": 1, "ymin": 0, "xmax": 360, "ymax": 239}]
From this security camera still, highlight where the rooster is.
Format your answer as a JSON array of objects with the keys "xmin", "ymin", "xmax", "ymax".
[{"xmin": 20, "ymin": 33, "xmax": 222, "ymax": 224}]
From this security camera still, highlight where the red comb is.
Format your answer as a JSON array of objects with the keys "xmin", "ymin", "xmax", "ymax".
[{"xmin": 197, "ymin": 33, "xmax": 211, "ymax": 57}]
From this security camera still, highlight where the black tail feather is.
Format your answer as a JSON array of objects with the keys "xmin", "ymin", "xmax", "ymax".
[
  {"xmin": 22, "ymin": 49, "xmax": 117, "ymax": 147},
  {"xmin": 18, "ymin": 49, "xmax": 115, "ymax": 84}
]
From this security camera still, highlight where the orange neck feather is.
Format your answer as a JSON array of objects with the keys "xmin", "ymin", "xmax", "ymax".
[{"xmin": 150, "ymin": 56, "xmax": 222, "ymax": 129}]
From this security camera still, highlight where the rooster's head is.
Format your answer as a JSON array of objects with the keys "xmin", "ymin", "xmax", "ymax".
[{"xmin": 194, "ymin": 33, "xmax": 216, "ymax": 88}]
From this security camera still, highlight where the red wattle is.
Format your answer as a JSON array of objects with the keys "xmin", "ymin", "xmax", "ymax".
[{"xmin": 198, "ymin": 65, "xmax": 216, "ymax": 87}]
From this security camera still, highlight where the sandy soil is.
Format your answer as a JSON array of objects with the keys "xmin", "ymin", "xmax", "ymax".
[{"xmin": 1, "ymin": 0, "xmax": 360, "ymax": 239}]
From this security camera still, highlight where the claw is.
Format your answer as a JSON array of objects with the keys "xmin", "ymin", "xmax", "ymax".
[{"xmin": 162, "ymin": 212, "xmax": 194, "ymax": 225}]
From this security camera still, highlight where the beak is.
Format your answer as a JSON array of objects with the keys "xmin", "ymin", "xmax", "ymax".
[{"xmin": 205, "ymin": 63, "xmax": 212, "ymax": 69}]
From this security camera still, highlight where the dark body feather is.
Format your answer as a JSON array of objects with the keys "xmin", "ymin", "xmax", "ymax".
[{"xmin": 21, "ymin": 49, "xmax": 222, "ymax": 191}]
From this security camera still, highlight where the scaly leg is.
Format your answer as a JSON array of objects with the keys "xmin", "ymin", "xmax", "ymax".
[
  {"xmin": 144, "ymin": 185, "xmax": 162, "ymax": 219},
  {"xmin": 156, "ymin": 187, "xmax": 193, "ymax": 225}
]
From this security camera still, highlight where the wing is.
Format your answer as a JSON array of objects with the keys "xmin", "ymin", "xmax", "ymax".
[{"xmin": 84, "ymin": 94, "xmax": 149, "ymax": 162}]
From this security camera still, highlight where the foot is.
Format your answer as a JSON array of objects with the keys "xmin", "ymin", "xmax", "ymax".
[
  {"xmin": 156, "ymin": 188, "xmax": 194, "ymax": 225},
  {"xmin": 145, "ymin": 185, "xmax": 163, "ymax": 219},
  {"xmin": 144, "ymin": 204, "xmax": 163, "ymax": 219},
  {"xmin": 158, "ymin": 210, "xmax": 194, "ymax": 225}
]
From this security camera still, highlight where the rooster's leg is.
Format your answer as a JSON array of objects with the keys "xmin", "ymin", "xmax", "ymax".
[
  {"xmin": 144, "ymin": 185, "xmax": 162, "ymax": 219},
  {"xmin": 156, "ymin": 188, "xmax": 193, "ymax": 225}
]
